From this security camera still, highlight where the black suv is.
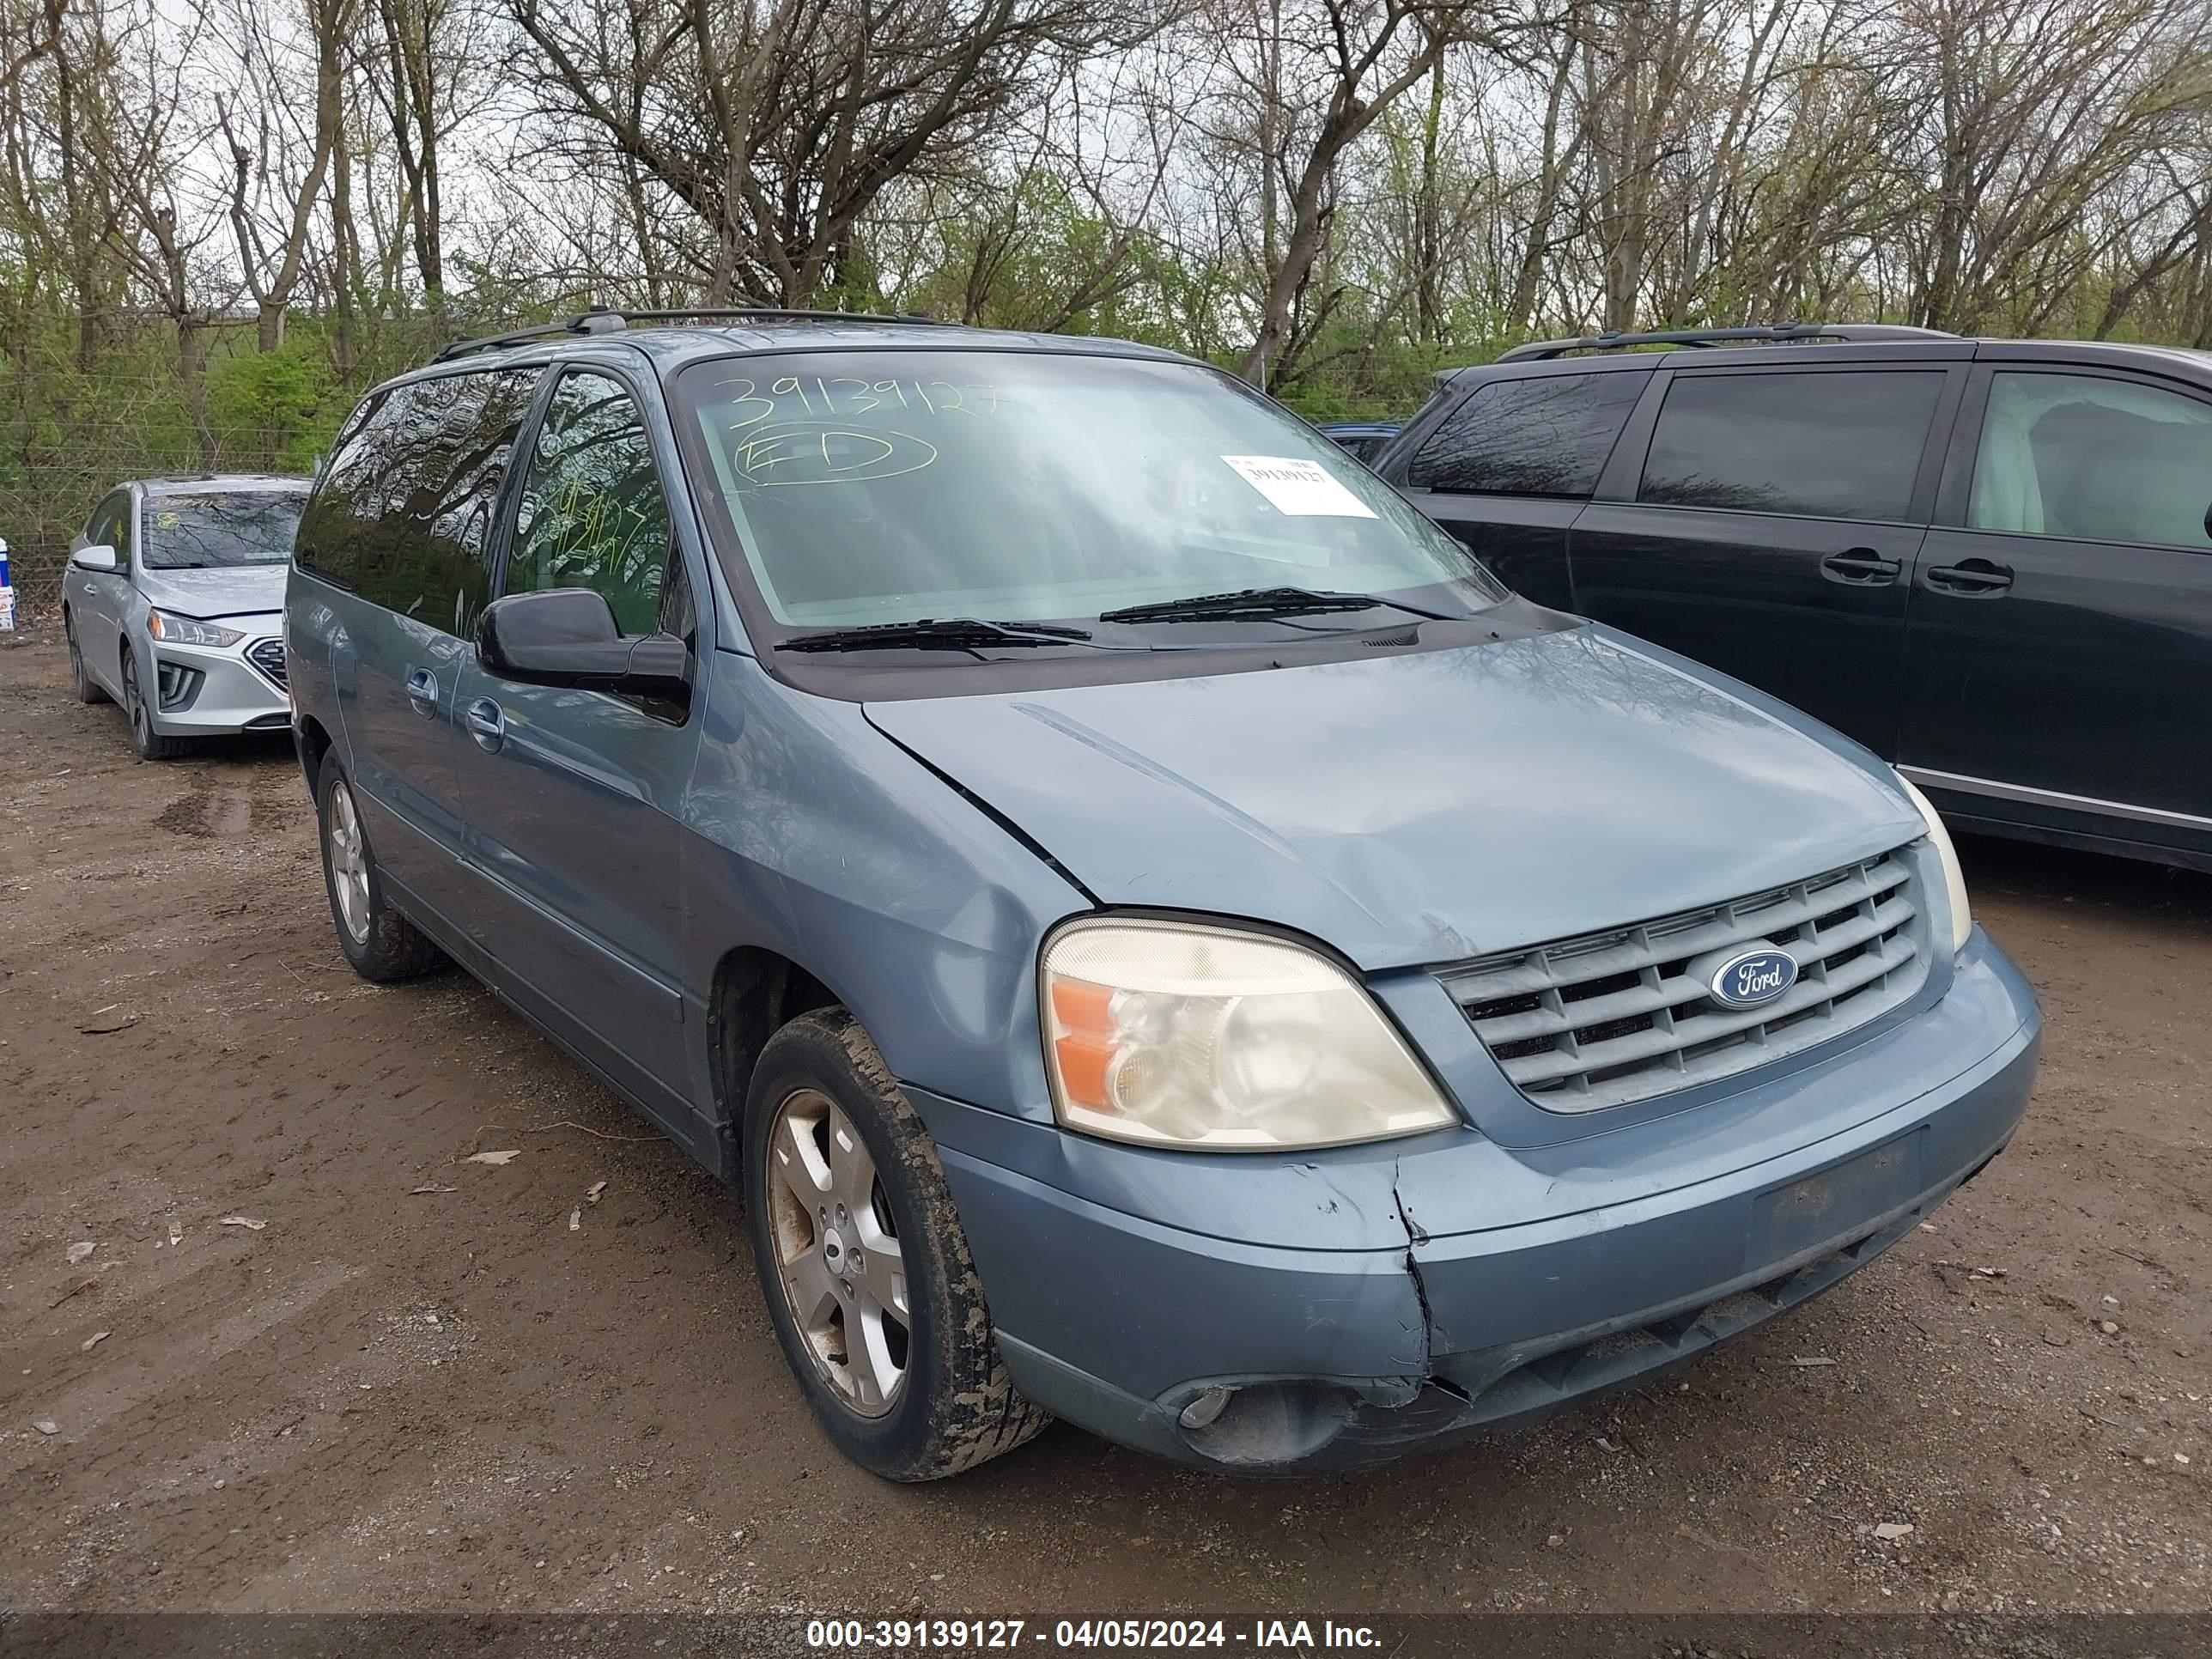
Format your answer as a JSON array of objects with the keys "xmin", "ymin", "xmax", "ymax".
[{"xmin": 1373, "ymin": 324, "xmax": 2212, "ymax": 873}]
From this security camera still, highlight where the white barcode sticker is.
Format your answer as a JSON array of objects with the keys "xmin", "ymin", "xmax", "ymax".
[{"xmin": 1219, "ymin": 455, "xmax": 1377, "ymax": 518}]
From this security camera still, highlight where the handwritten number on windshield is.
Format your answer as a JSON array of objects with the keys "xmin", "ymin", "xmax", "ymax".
[{"xmin": 716, "ymin": 378, "xmax": 1000, "ymax": 431}]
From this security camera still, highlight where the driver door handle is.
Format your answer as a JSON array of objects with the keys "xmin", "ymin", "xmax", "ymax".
[
  {"xmin": 465, "ymin": 697, "xmax": 506, "ymax": 751},
  {"xmin": 1820, "ymin": 547, "xmax": 1901, "ymax": 586},
  {"xmin": 404, "ymin": 667, "xmax": 440, "ymax": 715}
]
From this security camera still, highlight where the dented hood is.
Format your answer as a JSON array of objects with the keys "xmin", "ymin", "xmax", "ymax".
[
  {"xmin": 134, "ymin": 562, "xmax": 289, "ymax": 621},
  {"xmin": 863, "ymin": 624, "xmax": 1924, "ymax": 970}
]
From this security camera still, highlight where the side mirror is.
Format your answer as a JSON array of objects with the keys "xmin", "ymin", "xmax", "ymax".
[
  {"xmin": 70, "ymin": 544, "xmax": 118, "ymax": 573},
  {"xmin": 477, "ymin": 588, "xmax": 690, "ymax": 707}
]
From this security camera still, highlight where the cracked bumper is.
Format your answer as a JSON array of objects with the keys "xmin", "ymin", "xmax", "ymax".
[{"xmin": 918, "ymin": 935, "xmax": 2039, "ymax": 1474}]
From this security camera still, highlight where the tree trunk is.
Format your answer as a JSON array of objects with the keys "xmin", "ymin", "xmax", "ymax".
[
  {"xmin": 331, "ymin": 106, "xmax": 356, "ymax": 392},
  {"xmin": 179, "ymin": 316, "xmax": 217, "ymax": 471},
  {"xmin": 1414, "ymin": 55, "xmax": 1447, "ymax": 344}
]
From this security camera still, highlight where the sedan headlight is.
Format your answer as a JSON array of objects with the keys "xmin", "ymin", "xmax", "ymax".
[
  {"xmin": 148, "ymin": 610, "xmax": 245, "ymax": 648},
  {"xmin": 1898, "ymin": 775, "xmax": 1972, "ymax": 954},
  {"xmin": 1041, "ymin": 917, "xmax": 1458, "ymax": 1150}
]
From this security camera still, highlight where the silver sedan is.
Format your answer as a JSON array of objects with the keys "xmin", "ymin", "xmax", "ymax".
[{"xmin": 63, "ymin": 476, "xmax": 307, "ymax": 759}]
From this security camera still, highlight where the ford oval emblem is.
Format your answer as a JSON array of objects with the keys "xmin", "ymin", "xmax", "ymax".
[{"xmin": 1709, "ymin": 948, "xmax": 1799, "ymax": 1008}]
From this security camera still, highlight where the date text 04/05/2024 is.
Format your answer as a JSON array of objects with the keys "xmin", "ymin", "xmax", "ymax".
[{"xmin": 804, "ymin": 1620, "xmax": 1384, "ymax": 1650}]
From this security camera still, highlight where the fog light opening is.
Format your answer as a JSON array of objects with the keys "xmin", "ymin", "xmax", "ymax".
[
  {"xmin": 1178, "ymin": 1385, "xmax": 1234, "ymax": 1431},
  {"xmin": 156, "ymin": 662, "xmax": 201, "ymax": 711},
  {"xmin": 1174, "ymin": 1380, "xmax": 1359, "ymax": 1467}
]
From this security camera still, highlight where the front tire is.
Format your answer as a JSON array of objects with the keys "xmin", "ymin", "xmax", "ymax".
[
  {"xmin": 316, "ymin": 761, "xmax": 447, "ymax": 982},
  {"xmin": 118, "ymin": 643, "xmax": 187, "ymax": 759},
  {"xmin": 745, "ymin": 1009, "xmax": 1049, "ymax": 1480},
  {"xmin": 65, "ymin": 611, "xmax": 106, "ymax": 703}
]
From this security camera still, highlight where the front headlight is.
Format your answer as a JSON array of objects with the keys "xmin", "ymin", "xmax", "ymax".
[
  {"xmin": 148, "ymin": 610, "xmax": 245, "ymax": 649},
  {"xmin": 1040, "ymin": 917, "xmax": 1459, "ymax": 1151},
  {"xmin": 1898, "ymin": 775, "xmax": 1972, "ymax": 954}
]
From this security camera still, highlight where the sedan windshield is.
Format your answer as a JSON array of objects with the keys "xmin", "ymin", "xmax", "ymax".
[
  {"xmin": 143, "ymin": 491, "xmax": 305, "ymax": 569},
  {"xmin": 673, "ymin": 350, "xmax": 1504, "ymax": 635}
]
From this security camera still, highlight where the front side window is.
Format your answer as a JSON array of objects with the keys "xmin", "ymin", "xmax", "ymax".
[
  {"xmin": 295, "ymin": 395, "xmax": 389, "ymax": 592},
  {"xmin": 1969, "ymin": 370, "xmax": 2212, "ymax": 549},
  {"xmin": 674, "ymin": 350, "xmax": 1503, "ymax": 631},
  {"xmin": 140, "ymin": 490, "xmax": 304, "ymax": 569},
  {"xmin": 505, "ymin": 371, "xmax": 672, "ymax": 635},
  {"xmin": 88, "ymin": 492, "xmax": 130, "ymax": 559},
  {"xmin": 1639, "ymin": 369, "xmax": 1944, "ymax": 522},
  {"xmin": 296, "ymin": 367, "xmax": 540, "ymax": 632},
  {"xmin": 1407, "ymin": 371, "xmax": 1644, "ymax": 497}
]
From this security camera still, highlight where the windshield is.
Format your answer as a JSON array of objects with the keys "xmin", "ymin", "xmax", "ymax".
[
  {"xmin": 143, "ymin": 491, "xmax": 305, "ymax": 569},
  {"xmin": 673, "ymin": 350, "xmax": 1504, "ymax": 634}
]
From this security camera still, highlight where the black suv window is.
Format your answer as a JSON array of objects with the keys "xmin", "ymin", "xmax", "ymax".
[
  {"xmin": 1407, "ymin": 372, "xmax": 1644, "ymax": 497},
  {"xmin": 1970, "ymin": 370, "xmax": 2212, "ymax": 549},
  {"xmin": 297, "ymin": 366, "xmax": 540, "ymax": 632},
  {"xmin": 1638, "ymin": 369, "xmax": 1943, "ymax": 522},
  {"xmin": 504, "ymin": 370, "xmax": 672, "ymax": 635}
]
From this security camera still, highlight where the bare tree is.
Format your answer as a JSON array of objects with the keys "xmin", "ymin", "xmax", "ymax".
[
  {"xmin": 1194, "ymin": 0, "xmax": 1508, "ymax": 386},
  {"xmin": 1900, "ymin": 0, "xmax": 2212, "ymax": 333},
  {"xmin": 215, "ymin": 0, "xmax": 356, "ymax": 349},
  {"xmin": 507, "ymin": 0, "xmax": 1166, "ymax": 306}
]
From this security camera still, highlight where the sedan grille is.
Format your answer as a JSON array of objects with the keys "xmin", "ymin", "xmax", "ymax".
[
  {"xmin": 246, "ymin": 636, "xmax": 288, "ymax": 690},
  {"xmin": 1442, "ymin": 848, "xmax": 1929, "ymax": 1112}
]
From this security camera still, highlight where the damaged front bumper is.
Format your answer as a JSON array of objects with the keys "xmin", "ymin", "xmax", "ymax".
[{"xmin": 914, "ymin": 933, "xmax": 2039, "ymax": 1474}]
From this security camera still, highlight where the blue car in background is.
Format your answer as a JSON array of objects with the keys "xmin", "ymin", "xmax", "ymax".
[
  {"xmin": 1318, "ymin": 420, "xmax": 1401, "ymax": 465},
  {"xmin": 285, "ymin": 311, "xmax": 2039, "ymax": 1480}
]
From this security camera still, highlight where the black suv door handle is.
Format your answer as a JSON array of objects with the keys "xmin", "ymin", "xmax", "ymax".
[
  {"xmin": 1820, "ymin": 547, "xmax": 1902, "ymax": 586},
  {"xmin": 1924, "ymin": 557, "xmax": 2014, "ymax": 597}
]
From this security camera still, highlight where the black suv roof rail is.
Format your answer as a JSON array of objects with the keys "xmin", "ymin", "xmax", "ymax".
[
  {"xmin": 1495, "ymin": 322, "xmax": 1957, "ymax": 363},
  {"xmin": 433, "ymin": 306, "xmax": 944, "ymax": 363}
]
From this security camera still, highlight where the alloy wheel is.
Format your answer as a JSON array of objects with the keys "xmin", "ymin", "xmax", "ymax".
[
  {"xmin": 326, "ymin": 781, "xmax": 372, "ymax": 944},
  {"xmin": 764, "ymin": 1088, "xmax": 911, "ymax": 1417},
  {"xmin": 122, "ymin": 653, "xmax": 150, "ymax": 747}
]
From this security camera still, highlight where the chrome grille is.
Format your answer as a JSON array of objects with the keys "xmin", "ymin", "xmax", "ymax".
[
  {"xmin": 1443, "ymin": 848, "xmax": 1928, "ymax": 1112},
  {"xmin": 246, "ymin": 636, "xmax": 288, "ymax": 690}
]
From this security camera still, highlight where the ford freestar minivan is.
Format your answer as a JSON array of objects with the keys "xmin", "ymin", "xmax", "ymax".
[{"xmin": 285, "ymin": 310, "xmax": 2040, "ymax": 1480}]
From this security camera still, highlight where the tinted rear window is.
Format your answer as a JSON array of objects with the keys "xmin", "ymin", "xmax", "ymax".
[
  {"xmin": 296, "ymin": 367, "xmax": 541, "ymax": 633},
  {"xmin": 142, "ymin": 490, "xmax": 304, "ymax": 568},
  {"xmin": 1638, "ymin": 370, "xmax": 1944, "ymax": 521},
  {"xmin": 1407, "ymin": 372, "xmax": 1644, "ymax": 497}
]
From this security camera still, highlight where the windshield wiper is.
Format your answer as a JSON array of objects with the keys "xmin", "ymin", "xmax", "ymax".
[
  {"xmin": 781, "ymin": 617, "xmax": 1097, "ymax": 653},
  {"xmin": 1097, "ymin": 586, "xmax": 1457, "ymax": 625}
]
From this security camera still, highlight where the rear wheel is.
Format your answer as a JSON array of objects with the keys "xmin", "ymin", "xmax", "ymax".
[
  {"xmin": 745, "ymin": 1009, "xmax": 1048, "ymax": 1480},
  {"xmin": 118, "ymin": 644, "xmax": 187, "ymax": 760},
  {"xmin": 64, "ymin": 611, "xmax": 106, "ymax": 703},
  {"xmin": 316, "ymin": 761, "xmax": 446, "ymax": 982}
]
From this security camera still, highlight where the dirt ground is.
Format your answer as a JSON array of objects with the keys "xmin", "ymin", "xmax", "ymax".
[{"xmin": 3, "ymin": 620, "xmax": 2208, "ymax": 1620}]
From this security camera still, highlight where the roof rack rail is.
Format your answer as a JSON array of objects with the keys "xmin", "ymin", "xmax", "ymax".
[
  {"xmin": 433, "ymin": 306, "xmax": 943, "ymax": 362},
  {"xmin": 1495, "ymin": 322, "xmax": 1956, "ymax": 363}
]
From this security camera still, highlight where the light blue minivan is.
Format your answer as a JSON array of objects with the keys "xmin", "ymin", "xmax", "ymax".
[{"xmin": 284, "ymin": 311, "xmax": 2040, "ymax": 1480}]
